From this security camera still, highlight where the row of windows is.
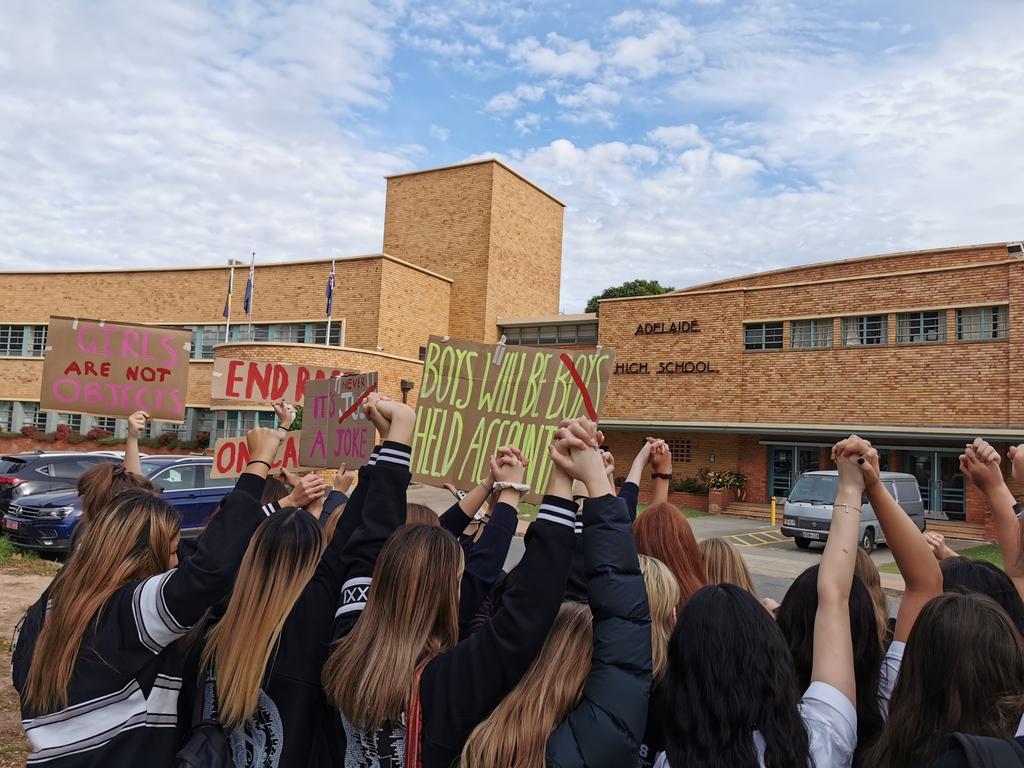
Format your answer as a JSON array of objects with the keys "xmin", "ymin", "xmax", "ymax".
[
  {"xmin": 501, "ymin": 323, "xmax": 599, "ymax": 347},
  {"xmin": 744, "ymin": 306, "xmax": 1009, "ymax": 351},
  {"xmin": 0, "ymin": 326, "xmax": 47, "ymax": 357}
]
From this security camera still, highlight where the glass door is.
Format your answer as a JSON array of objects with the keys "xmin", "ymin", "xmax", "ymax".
[
  {"xmin": 769, "ymin": 446, "xmax": 820, "ymax": 499},
  {"xmin": 904, "ymin": 451, "xmax": 966, "ymax": 520}
]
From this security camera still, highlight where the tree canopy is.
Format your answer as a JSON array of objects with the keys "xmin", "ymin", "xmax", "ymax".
[{"xmin": 585, "ymin": 279, "xmax": 675, "ymax": 314}]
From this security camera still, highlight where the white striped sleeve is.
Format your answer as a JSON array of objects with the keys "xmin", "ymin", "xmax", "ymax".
[
  {"xmin": 536, "ymin": 498, "xmax": 579, "ymax": 530},
  {"xmin": 132, "ymin": 571, "xmax": 189, "ymax": 654},
  {"xmin": 336, "ymin": 576, "xmax": 373, "ymax": 617},
  {"xmin": 376, "ymin": 445, "xmax": 411, "ymax": 468}
]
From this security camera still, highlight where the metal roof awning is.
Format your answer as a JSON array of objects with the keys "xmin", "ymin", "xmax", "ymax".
[{"xmin": 598, "ymin": 418, "xmax": 1024, "ymax": 443}]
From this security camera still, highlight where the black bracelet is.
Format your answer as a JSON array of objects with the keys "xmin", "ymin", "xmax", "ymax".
[{"xmin": 247, "ymin": 460, "xmax": 272, "ymax": 469}]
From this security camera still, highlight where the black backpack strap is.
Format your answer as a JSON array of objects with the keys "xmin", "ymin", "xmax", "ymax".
[
  {"xmin": 951, "ymin": 733, "xmax": 1024, "ymax": 768},
  {"xmin": 196, "ymin": 667, "xmax": 219, "ymax": 728}
]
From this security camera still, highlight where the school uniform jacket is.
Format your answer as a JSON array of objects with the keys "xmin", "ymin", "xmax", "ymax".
[
  {"xmin": 179, "ymin": 449, "xmax": 381, "ymax": 768},
  {"xmin": 328, "ymin": 471, "xmax": 578, "ymax": 768},
  {"xmin": 11, "ymin": 472, "xmax": 270, "ymax": 768},
  {"xmin": 547, "ymin": 494, "xmax": 653, "ymax": 768}
]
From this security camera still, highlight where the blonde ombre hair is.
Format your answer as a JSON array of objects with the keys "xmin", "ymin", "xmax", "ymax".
[
  {"xmin": 200, "ymin": 508, "xmax": 326, "ymax": 727},
  {"xmin": 698, "ymin": 537, "xmax": 759, "ymax": 596},
  {"xmin": 855, "ymin": 548, "xmax": 889, "ymax": 647},
  {"xmin": 460, "ymin": 602, "xmax": 593, "ymax": 768},
  {"xmin": 639, "ymin": 555, "xmax": 679, "ymax": 683},
  {"xmin": 24, "ymin": 490, "xmax": 180, "ymax": 711},
  {"xmin": 323, "ymin": 524, "xmax": 462, "ymax": 730}
]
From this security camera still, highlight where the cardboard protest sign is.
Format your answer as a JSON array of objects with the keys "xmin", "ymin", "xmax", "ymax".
[
  {"xmin": 412, "ymin": 337, "xmax": 615, "ymax": 502},
  {"xmin": 209, "ymin": 432, "xmax": 305, "ymax": 479},
  {"xmin": 299, "ymin": 372, "xmax": 378, "ymax": 469},
  {"xmin": 40, "ymin": 317, "xmax": 192, "ymax": 423},
  {"xmin": 211, "ymin": 358, "xmax": 356, "ymax": 405}
]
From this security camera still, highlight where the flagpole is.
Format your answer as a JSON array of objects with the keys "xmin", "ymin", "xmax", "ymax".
[
  {"xmin": 224, "ymin": 261, "xmax": 234, "ymax": 344},
  {"xmin": 326, "ymin": 259, "xmax": 335, "ymax": 345},
  {"xmin": 247, "ymin": 252, "xmax": 255, "ymax": 337}
]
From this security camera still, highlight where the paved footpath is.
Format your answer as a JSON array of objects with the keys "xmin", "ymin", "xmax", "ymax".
[{"xmin": 408, "ymin": 484, "xmax": 979, "ymax": 607}]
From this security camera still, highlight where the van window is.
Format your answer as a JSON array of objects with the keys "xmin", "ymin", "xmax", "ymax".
[
  {"xmin": 788, "ymin": 475, "xmax": 838, "ymax": 504},
  {"xmin": 896, "ymin": 480, "xmax": 921, "ymax": 503}
]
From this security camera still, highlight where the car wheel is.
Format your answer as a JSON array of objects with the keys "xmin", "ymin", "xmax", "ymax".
[
  {"xmin": 795, "ymin": 537, "xmax": 811, "ymax": 549},
  {"xmin": 860, "ymin": 527, "xmax": 876, "ymax": 553}
]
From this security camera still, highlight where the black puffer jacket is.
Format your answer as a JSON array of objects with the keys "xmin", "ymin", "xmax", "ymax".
[{"xmin": 546, "ymin": 494, "xmax": 653, "ymax": 768}]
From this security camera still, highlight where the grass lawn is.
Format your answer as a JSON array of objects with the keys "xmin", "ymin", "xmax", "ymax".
[
  {"xmin": 0, "ymin": 535, "xmax": 62, "ymax": 576},
  {"xmin": 878, "ymin": 543, "xmax": 1002, "ymax": 575},
  {"xmin": 517, "ymin": 502, "xmax": 706, "ymax": 520}
]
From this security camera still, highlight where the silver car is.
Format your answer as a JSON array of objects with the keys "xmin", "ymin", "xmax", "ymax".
[{"xmin": 780, "ymin": 470, "xmax": 926, "ymax": 552}]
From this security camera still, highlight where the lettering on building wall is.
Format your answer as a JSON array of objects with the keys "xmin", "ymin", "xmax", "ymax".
[
  {"xmin": 412, "ymin": 336, "xmax": 616, "ymax": 502},
  {"xmin": 635, "ymin": 320, "xmax": 700, "ymax": 335},
  {"xmin": 614, "ymin": 361, "xmax": 719, "ymax": 375}
]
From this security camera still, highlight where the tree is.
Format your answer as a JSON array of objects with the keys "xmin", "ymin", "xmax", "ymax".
[{"xmin": 585, "ymin": 279, "xmax": 675, "ymax": 314}]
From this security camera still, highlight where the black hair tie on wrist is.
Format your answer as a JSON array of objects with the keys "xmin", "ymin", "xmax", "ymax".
[{"xmin": 248, "ymin": 460, "xmax": 272, "ymax": 469}]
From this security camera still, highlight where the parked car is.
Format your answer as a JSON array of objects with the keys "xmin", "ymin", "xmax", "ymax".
[
  {"xmin": 2, "ymin": 456, "xmax": 235, "ymax": 553},
  {"xmin": 780, "ymin": 470, "xmax": 926, "ymax": 552},
  {"xmin": 0, "ymin": 451, "xmax": 126, "ymax": 516}
]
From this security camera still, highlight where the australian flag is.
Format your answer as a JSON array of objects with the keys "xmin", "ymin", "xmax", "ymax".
[
  {"xmin": 326, "ymin": 263, "xmax": 336, "ymax": 317},
  {"xmin": 243, "ymin": 257, "xmax": 254, "ymax": 316}
]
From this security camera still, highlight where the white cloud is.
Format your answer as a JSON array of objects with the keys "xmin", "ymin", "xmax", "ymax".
[
  {"xmin": 0, "ymin": 1, "xmax": 409, "ymax": 271},
  {"xmin": 513, "ymin": 112, "xmax": 542, "ymax": 134},
  {"xmin": 429, "ymin": 124, "xmax": 450, "ymax": 141},
  {"xmin": 607, "ymin": 13, "xmax": 702, "ymax": 78},
  {"xmin": 486, "ymin": 84, "xmax": 546, "ymax": 113},
  {"xmin": 509, "ymin": 33, "xmax": 601, "ymax": 78},
  {"xmin": 402, "ymin": 33, "xmax": 482, "ymax": 58},
  {"xmin": 647, "ymin": 124, "xmax": 705, "ymax": 149},
  {"xmin": 555, "ymin": 82, "xmax": 622, "ymax": 109},
  {"xmin": 462, "ymin": 22, "xmax": 504, "ymax": 50}
]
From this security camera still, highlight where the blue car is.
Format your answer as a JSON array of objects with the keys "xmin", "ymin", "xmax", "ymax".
[{"xmin": 2, "ymin": 456, "xmax": 236, "ymax": 554}]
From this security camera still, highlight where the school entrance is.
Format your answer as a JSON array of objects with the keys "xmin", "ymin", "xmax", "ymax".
[
  {"xmin": 769, "ymin": 446, "xmax": 819, "ymax": 499},
  {"xmin": 902, "ymin": 450, "xmax": 966, "ymax": 521}
]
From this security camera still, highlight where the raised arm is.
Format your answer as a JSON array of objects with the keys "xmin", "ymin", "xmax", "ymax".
[
  {"xmin": 860, "ymin": 440, "xmax": 942, "ymax": 643},
  {"xmin": 124, "ymin": 410, "xmax": 147, "ymax": 476},
  {"xmin": 438, "ymin": 470, "xmax": 495, "ymax": 537},
  {"xmin": 960, "ymin": 439, "xmax": 1024, "ymax": 600},
  {"xmin": 649, "ymin": 441, "xmax": 673, "ymax": 505},
  {"xmin": 810, "ymin": 436, "xmax": 864, "ymax": 705}
]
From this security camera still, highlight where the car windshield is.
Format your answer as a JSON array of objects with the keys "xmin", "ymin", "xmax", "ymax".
[{"xmin": 788, "ymin": 474, "xmax": 839, "ymax": 504}]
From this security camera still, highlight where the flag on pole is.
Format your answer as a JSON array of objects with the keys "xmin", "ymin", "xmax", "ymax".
[
  {"xmin": 326, "ymin": 261, "xmax": 336, "ymax": 317},
  {"xmin": 222, "ymin": 265, "xmax": 234, "ymax": 319},
  {"xmin": 243, "ymin": 253, "xmax": 255, "ymax": 316}
]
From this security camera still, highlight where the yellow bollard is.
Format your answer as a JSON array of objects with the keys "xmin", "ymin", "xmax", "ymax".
[{"xmin": 771, "ymin": 496, "xmax": 777, "ymax": 527}]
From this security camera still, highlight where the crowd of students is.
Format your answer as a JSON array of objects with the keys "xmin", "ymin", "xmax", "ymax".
[{"xmin": 10, "ymin": 394, "xmax": 1024, "ymax": 767}]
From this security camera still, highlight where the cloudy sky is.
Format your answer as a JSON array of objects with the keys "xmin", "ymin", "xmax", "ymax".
[{"xmin": 2, "ymin": 1, "xmax": 1023, "ymax": 311}]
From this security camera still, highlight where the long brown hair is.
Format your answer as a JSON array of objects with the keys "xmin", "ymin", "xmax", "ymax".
[
  {"xmin": 633, "ymin": 502, "xmax": 707, "ymax": 607},
  {"xmin": 854, "ymin": 548, "xmax": 889, "ymax": 647},
  {"xmin": 322, "ymin": 525, "xmax": 462, "ymax": 730},
  {"xmin": 24, "ymin": 490, "xmax": 179, "ymax": 711},
  {"xmin": 698, "ymin": 537, "xmax": 758, "ymax": 596},
  {"xmin": 200, "ymin": 509, "xmax": 325, "ymax": 727},
  {"xmin": 639, "ymin": 555, "xmax": 679, "ymax": 684},
  {"xmin": 77, "ymin": 462, "xmax": 157, "ymax": 524},
  {"xmin": 460, "ymin": 602, "xmax": 593, "ymax": 768},
  {"xmin": 867, "ymin": 593, "xmax": 1024, "ymax": 768},
  {"xmin": 405, "ymin": 503, "xmax": 441, "ymax": 527}
]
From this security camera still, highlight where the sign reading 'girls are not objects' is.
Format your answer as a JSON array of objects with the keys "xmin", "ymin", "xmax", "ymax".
[{"xmin": 39, "ymin": 316, "xmax": 193, "ymax": 422}]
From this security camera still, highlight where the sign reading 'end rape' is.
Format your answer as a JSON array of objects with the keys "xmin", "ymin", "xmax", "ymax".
[
  {"xmin": 299, "ymin": 372, "xmax": 378, "ymax": 469},
  {"xmin": 40, "ymin": 317, "xmax": 192, "ymax": 423},
  {"xmin": 412, "ymin": 336, "xmax": 615, "ymax": 503}
]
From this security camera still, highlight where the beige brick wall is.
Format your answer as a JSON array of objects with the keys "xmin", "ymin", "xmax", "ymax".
[
  {"xmin": 383, "ymin": 160, "xmax": 564, "ymax": 343},
  {"xmin": 211, "ymin": 343, "xmax": 424, "ymax": 409},
  {"xmin": 377, "ymin": 258, "xmax": 451, "ymax": 358},
  {"xmin": 600, "ymin": 251, "xmax": 1022, "ymax": 428},
  {"xmin": 485, "ymin": 164, "xmax": 564, "ymax": 343}
]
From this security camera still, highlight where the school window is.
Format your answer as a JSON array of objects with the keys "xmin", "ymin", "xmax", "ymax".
[
  {"xmin": 273, "ymin": 323, "xmax": 309, "ymax": 344},
  {"xmin": 57, "ymin": 413, "xmax": 83, "ymax": 432},
  {"xmin": 312, "ymin": 322, "xmax": 342, "ymax": 347},
  {"xmin": 896, "ymin": 311, "xmax": 946, "ymax": 344},
  {"xmin": 577, "ymin": 323, "xmax": 598, "ymax": 344},
  {"xmin": 0, "ymin": 325, "xmax": 25, "ymax": 356},
  {"xmin": 841, "ymin": 315, "xmax": 887, "ymax": 346},
  {"xmin": 744, "ymin": 322, "xmax": 783, "ymax": 351},
  {"xmin": 231, "ymin": 324, "xmax": 271, "ymax": 342},
  {"xmin": 957, "ymin": 305, "xmax": 1008, "ymax": 341},
  {"xmin": 31, "ymin": 326, "xmax": 47, "ymax": 356},
  {"xmin": 791, "ymin": 319, "xmax": 833, "ymax": 349},
  {"xmin": 418, "ymin": 346, "xmax": 427, "ymax": 361},
  {"xmin": 198, "ymin": 325, "xmax": 227, "ymax": 359},
  {"xmin": 93, "ymin": 417, "xmax": 118, "ymax": 433},
  {"xmin": 217, "ymin": 410, "xmax": 278, "ymax": 437},
  {"xmin": 665, "ymin": 438, "xmax": 693, "ymax": 463},
  {"xmin": 22, "ymin": 403, "xmax": 48, "ymax": 431},
  {"xmin": 0, "ymin": 402, "xmax": 12, "ymax": 432}
]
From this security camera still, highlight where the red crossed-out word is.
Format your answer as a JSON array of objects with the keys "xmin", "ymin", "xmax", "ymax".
[
  {"xmin": 337, "ymin": 384, "xmax": 379, "ymax": 424},
  {"xmin": 558, "ymin": 353, "xmax": 598, "ymax": 422}
]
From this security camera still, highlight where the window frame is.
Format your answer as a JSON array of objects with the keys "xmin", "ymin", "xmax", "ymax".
[
  {"xmin": 956, "ymin": 305, "xmax": 1008, "ymax": 342},
  {"xmin": 744, "ymin": 322, "xmax": 784, "ymax": 351},
  {"xmin": 841, "ymin": 315, "xmax": 888, "ymax": 347},
  {"xmin": 896, "ymin": 310, "xmax": 946, "ymax": 345},
  {"xmin": 790, "ymin": 318, "xmax": 833, "ymax": 350}
]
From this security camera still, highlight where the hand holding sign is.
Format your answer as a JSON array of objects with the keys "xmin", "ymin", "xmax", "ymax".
[
  {"xmin": 273, "ymin": 400, "xmax": 296, "ymax": 431},
  {"xmin": 127, "ymin": 410, "xmax": 148, "ymax": 439},
  {"xmin": 374, "ymin": 398, "xmax": 415, "ymax": 446},
  {"xmin": 247, "ymin": 426, "xmax": 287, "ymax": 475}
]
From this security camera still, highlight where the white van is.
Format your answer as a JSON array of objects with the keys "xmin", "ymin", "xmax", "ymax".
[{"xmin": 780, "ymin": 470, "xmax": 926, "ymax": 552}]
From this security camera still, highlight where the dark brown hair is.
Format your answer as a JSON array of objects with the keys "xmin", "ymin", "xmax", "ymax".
[
  {"xmin": 633, "ymin": 502, "xmax": 707, "ymax": 607},
  {"xmin": 867, "ymin": 592, "xmax": 1024, "ymax": 768},
  {"xmin": 77, "ymin": 462, "xmax": 157, "ymax": 524},
  {"xmin": 405, "ymin": 503, "xmax": 440, "ymax": 527}
]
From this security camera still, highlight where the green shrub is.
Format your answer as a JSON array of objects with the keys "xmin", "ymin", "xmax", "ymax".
[
  {"xmin": 66, "ymin": 433, "xmax": 90, "ymax": 445},
  {"xmin": 671, "ymin": 477, "xmax": 707, "ymax": 494},
  {"xmin": 97, "ymin": 436, "xmax": 124, "ymax": 446},
  {"xmin": 698, "ymin": 468, "xmax": 748, "ymax": 493}
]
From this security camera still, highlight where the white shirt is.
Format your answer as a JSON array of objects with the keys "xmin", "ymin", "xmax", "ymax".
[
  {"xmin": 878, "ymin": 640, "xmax": 905, "ymax": 721},
  {"xmin": 653, "ymin": 682, "xmax": 858, "ymax": 768}
]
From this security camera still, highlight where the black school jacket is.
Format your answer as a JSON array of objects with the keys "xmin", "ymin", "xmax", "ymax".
[
  {"xmin": 179, "ymin": 448, "xmax": 384, "ymax": 768},
  {"xmin": 546, "ymin": 494, "xmax": 652, "ymax": 768},
  {"xmin": 12, "ymin": 472, "xmax": 269, "ymax": 768},
  {"xmin": 326, "ymin": 462, "xmax": 578, "ymax": 768}
]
